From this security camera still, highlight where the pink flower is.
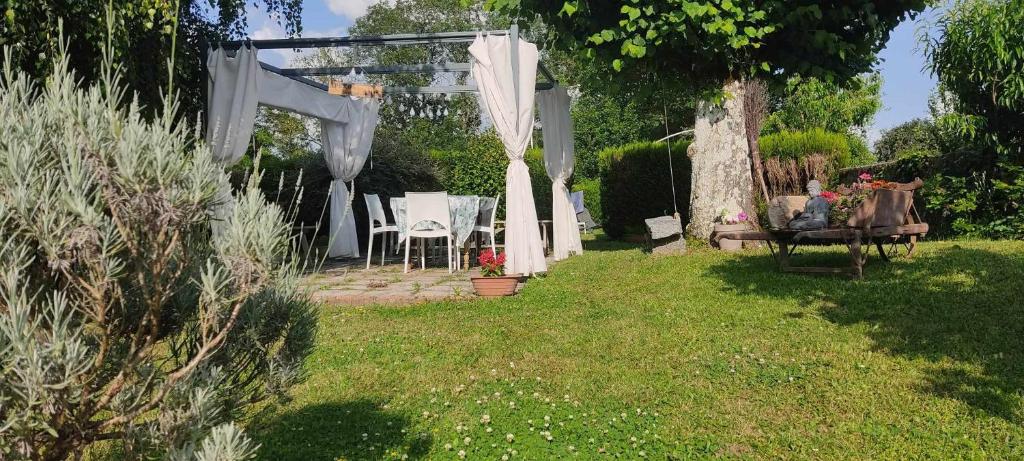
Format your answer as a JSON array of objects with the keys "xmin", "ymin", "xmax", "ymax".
[
  {"xmin": 820, "ymin": 191, "xmax": 838, "ymax": 204},
  {"xmin": 737, "ymin": 211, "xmax": 748, "ymax": 222},
  {"xmin": 858, "ymin": 172, "xmax": 873, "ymax": 181}
]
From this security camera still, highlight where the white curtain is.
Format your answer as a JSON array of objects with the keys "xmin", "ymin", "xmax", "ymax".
[
  {"xmin": 537, "ymin": 86, "xmax": 582, "ymax": 261},
  {"xmin": 206, "ymin": 46, "xmax": 354, "ymax": 162},
  {"xmin": 206, "ymin": 46, "xmax": 366, "ymax": 236},
  {"xmin": 206, "ymin": 46, "xmax": 260, "ymax": 165},
  {"xmin": 321, "ymin": 98, "xmax": 381, "ymax": 258},
  {"xmin": 259, "ymin": 69, "xmax": 352, "ymax": 123},
  {"xmin": 470, "ymin": 34, "xmax": 546, "ymax": 276}
]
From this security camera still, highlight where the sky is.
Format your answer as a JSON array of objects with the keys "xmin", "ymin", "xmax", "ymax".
[{"xmin": 246, "ymin": 1, "xmax": 942, "ymax": 146}]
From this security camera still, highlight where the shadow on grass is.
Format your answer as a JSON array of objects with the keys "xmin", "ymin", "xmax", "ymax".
[
  {"xmin": 581, "ymin": 233, "xmax": 643, "ymax": 252},
  {"xmin": 253, "ymin": 399, "xmax": 431, "ymax": 460},
  {"xmin": 706, "ymin": 244, "xmax": 1024, "ymax": 422}
]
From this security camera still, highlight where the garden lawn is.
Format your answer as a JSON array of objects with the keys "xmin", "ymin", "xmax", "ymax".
[{"xmin": 251, "ymin": 237, "xmax": 1024, "ymax": 460}]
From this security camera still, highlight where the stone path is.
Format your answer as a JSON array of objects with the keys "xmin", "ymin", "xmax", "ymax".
[{"xmin": 302, "ymin": 257, "xmax": 476, "ymax": 306}]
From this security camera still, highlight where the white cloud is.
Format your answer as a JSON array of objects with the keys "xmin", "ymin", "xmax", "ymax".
[
  {"xmin": 324, "ymin": 0, "xmax": 389, "ymax": 19},
  {"xmin": 251, "ymin": 22, "xmax": 298, "ymax": 66}
]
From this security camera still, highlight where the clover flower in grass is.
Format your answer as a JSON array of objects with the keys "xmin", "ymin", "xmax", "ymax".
[
  {"xmin": 506, "ymin": 433, "xmax": 515, "ymax": 443},
  {"xmin": 444, "ymin": 443, "xmax": 452, "ymax": 451},
  {"xmin": 480, "ymin": 414, "xmax": 491, "ymax": 425},
  {"xmin": 458, "ymin": 449, "xmax": 466, "ymax": 459},
  {"xmin": 463, "ymin": 436, "xmax": 471, "ymax": 445}
]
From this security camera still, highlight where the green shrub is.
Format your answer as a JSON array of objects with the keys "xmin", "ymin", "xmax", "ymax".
[
  {"xmin": 846, "ymin": 134, "xmax": 876, "ymax": 166},
  {"xmin": 873, "ymin": 118, "xmax": 940, "ymax": 162},
  {"xmin": 877, "ymin": 146, "xmax": 1024, "ymax": 239},
  {"xmin": 572, "ymin": 177, "xmax": 603, "ymax": 225},
  {"xmin": 0, "ymin": 52, "xmax": 311, "ymax": 459},
  {"xmin": 431, "ymin": 133, "xmax": 508, "ymax": 200},
  {"xmin": 526, "ymin": 147, "xmax": 554, "ymax": 220},
  {"xmin": 241, "ymin": 129, "xmax": 558, "ymax": 245},
  {"xmin": 234, "ymin": 127, "xmax": 441, "ymax": 246},
  {"xmin": 759, "ymin": 128, "xmax": 853, "ymax": 168},
  {"xmin": 432, "ymin": 134, "xmax": 552, "ymax": 220},
  {"xmin": 598, "ymin": 140, "xmax": 691, "ymax": 239}
]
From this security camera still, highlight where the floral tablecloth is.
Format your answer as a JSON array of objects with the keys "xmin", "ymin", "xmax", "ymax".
[{"xmin": 390, "ymin": 195, "xmax": 481, "ymax": 247}]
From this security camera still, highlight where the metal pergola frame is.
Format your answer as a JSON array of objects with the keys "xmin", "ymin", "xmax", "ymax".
[{"xmin": 214, "ymin": 25, "xmax": 557, "ymax": 95}]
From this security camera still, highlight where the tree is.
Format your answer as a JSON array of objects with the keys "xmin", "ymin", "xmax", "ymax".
[
  {"xmin": 539, "ymin": 46, "xmax": 698, "ymax": 181},
  {"xmin": 924, "ymin": 0, "xmax": 1024, "ymax": 161},
  {"xmin": 307, "ymin": 0, "xmax": 496, "ymax": 132},
  {"xmin": 486, "ymin": 0, "xmax": 926, "ymax": 238},
  {"xmin": 873, "ymin": 118, "xmax": 939, "ymax": 161},
  {"xmin": 0, "ymin": 0, "xmax": 303, "ymax": 121},
  {"xmin": 570, "ymin": 93, "xmax": 659, "ymax": 179},
  {"xmin": 0, "ymin": 49, "xmax": 314, "ymax": 460},
  {"xmin": 909, "ymin": 0, "xmax": 1024, "ymax": 239},
  {"xmin": 763, "ymin": 74, "xmax": 882, "ymax": 137}
]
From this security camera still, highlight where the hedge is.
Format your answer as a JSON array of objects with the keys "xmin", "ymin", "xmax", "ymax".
[
  {"xmin": 598, "ymin": 140, "xmax": 691, "ymax": 239},
  {"xmin": 238, "ymin": 130, "xmax": 558, "ymax": 249},
  {"xmin": 431, "ymin": 138, "xmax": 552, "ymax": 220},
  {"xmin": 759, "ymin": 128, "xmax": 853, "ymax": 168}
]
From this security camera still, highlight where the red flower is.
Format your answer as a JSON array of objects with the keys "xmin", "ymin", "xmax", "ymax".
[
  {"xmin": 478, "ymin": 249, "xmax": 506, "ymax": 277},
  {"xmin": 820, "ymin": 191, "xmax": 838, "ymax": 203}
]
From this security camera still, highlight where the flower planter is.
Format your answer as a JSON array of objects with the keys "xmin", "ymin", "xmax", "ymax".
[
  {"xmin": 471, "ymin": 275, "xmax": 520, "ymax": 297},
  {"xmin": 714, "ymin": 223, "xmax": 749, "ymax": 251}
]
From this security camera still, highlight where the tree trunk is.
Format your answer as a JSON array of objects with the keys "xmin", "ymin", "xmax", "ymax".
[{"xmin": 686, "ymin": 80, "xmax": 756, "ymax": 240}]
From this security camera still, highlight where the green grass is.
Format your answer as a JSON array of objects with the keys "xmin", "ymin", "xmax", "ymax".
[{"xmin": 250, "ymin": 236, "xmax": 1024, "ymax": 460}]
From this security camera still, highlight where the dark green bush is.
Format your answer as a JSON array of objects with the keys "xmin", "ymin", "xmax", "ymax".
[
  {"xmin": 432, "ymin": 135, "xmax": 552, "ymax": 220},
  {"xmin": 234, "ymin": 128, "xmax": 441, "ymax": 246},
  {"xmin": 239, "ymin": 129, "xmax": 559, "ymax": 248},
  {"xmin": 598, "ymin": 140, "xmax": 691, "ymax": 239},
  {"xmin": 430, "ymin": 134, "xmax": 507, "ymax": 201},
  {"xmin": 876, "ymin": 143, "xmax": 1024, "ymax": 239},
  {"xmin": 759, "ymin": 128, "xmax": 853, "ymax": 168}
]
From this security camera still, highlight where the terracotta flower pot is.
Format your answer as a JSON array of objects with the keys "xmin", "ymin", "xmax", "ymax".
[
  {"xmin": 471, "ymin": 275, "xmax": 520, "ymax": 297},
  {"xmin": 714, "ymin": 223, "xmax": 749, "ymax": 251}
]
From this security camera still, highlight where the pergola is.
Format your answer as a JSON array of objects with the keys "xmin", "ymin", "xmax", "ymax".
[
  {"xmin": 215, "ymin": 26, "xmax": 558, "ymax": 95},
  {"xmin": 206, "ymin": 26, "xmax": 581, "ymax": 276}
]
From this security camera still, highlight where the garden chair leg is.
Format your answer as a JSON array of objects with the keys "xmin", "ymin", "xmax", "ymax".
[
  {"xmin": 447, "ymin": 236, "xmax": 453, "ymax": 274},
  {"xmin": 366, "ymin": 231, "xmax": 374, "ymax": 270},
  {"xmin": 404, "ymin": 236, "xmax": 411, "ymax": 274}
]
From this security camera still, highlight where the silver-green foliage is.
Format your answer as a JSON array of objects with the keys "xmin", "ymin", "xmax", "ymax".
[{"xmin": 0, "ymin": 49, "xmax": 315, "ymax": 460}]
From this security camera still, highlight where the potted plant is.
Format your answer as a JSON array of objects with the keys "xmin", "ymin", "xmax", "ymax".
[
  {"xmin": 471, "ymin": 249, "xmax": 520, "ymax": 297},
  {"xmin": 714, "ymin": 209, "xmax": 750, "ymax": 251}
]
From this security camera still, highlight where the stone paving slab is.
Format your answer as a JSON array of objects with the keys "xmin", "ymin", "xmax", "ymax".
[{"xmin": 302, "ymin": 257, "xmax": 476, "ymax": 306}]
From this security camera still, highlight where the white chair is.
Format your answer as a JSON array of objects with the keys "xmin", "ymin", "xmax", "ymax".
[
  {"xmin": 474, "ymin": 195, "xmax": 501, "ymax": 256},
  {"xmin": 404, "ymin": 192, "xmax": 454, "ymax": 274},
  {"xmin": 364, "ymin": 194, "xmax": 399, "ymax": 269}
]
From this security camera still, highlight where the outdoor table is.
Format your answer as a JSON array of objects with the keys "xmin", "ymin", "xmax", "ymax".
[{"xmin": 391, "ymin": 195, "xmax": 481, "ymax": 268}]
